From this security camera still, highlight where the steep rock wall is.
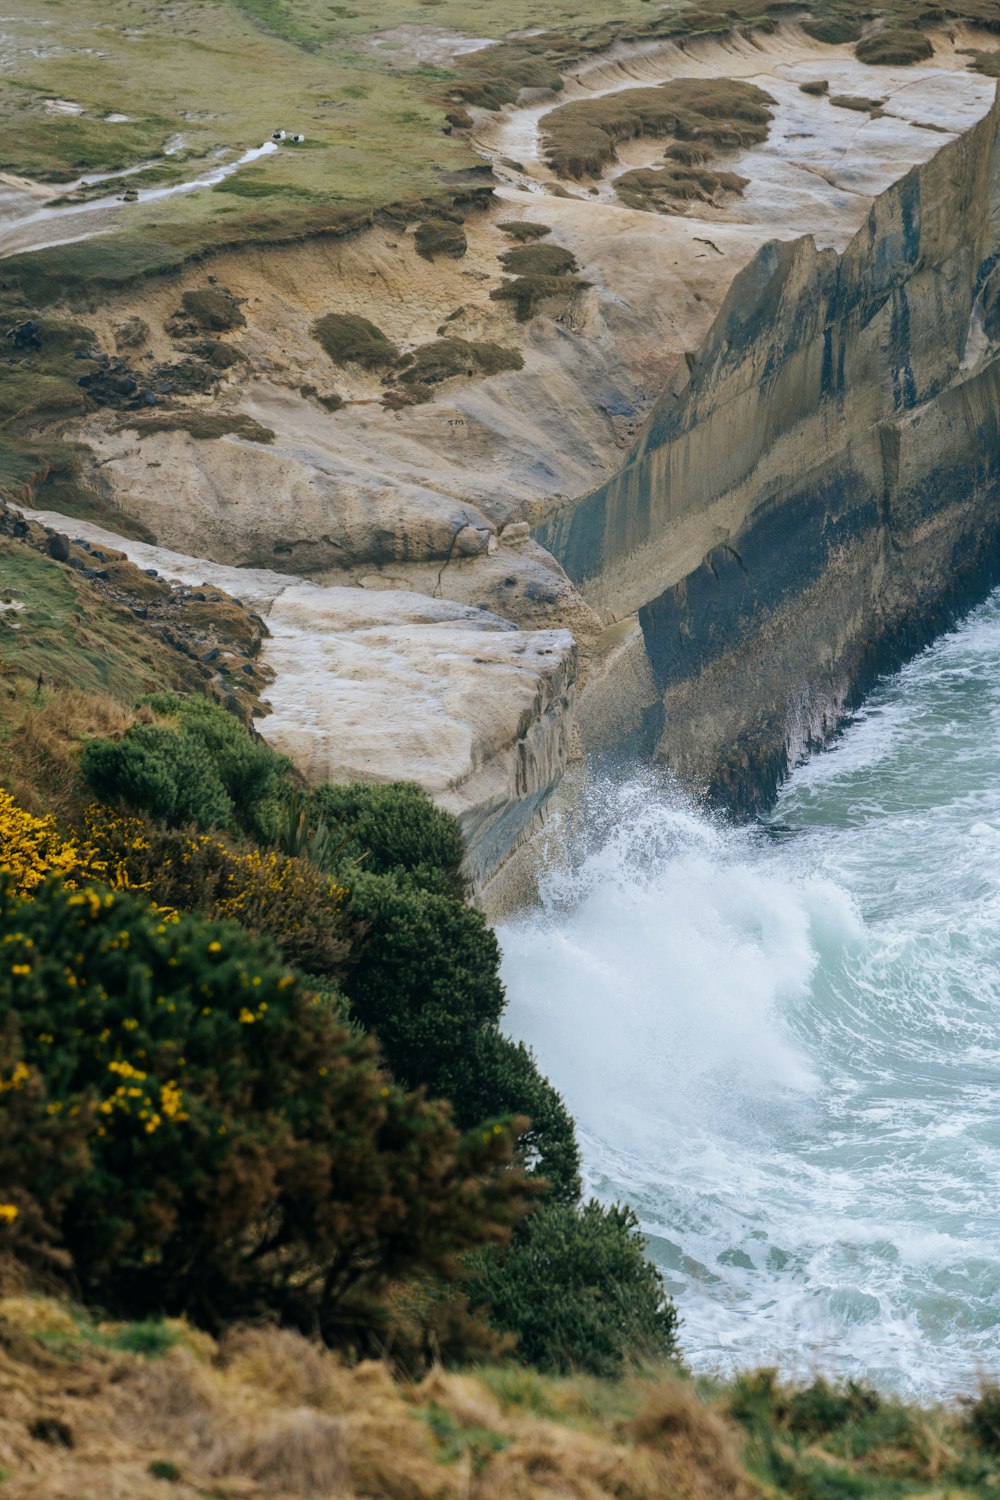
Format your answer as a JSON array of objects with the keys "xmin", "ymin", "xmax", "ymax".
[{"xmin": 537, "ymin": 92, "xmax": 1000, "ymax": 808}]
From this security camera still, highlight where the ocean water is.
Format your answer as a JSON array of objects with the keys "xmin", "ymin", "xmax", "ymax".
[{"xmin": 498, "ymin": 590, "xmax": 1000, "ymax": 1398}]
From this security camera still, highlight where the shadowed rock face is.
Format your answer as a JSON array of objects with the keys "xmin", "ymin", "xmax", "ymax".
[{"xmin": 537, "ymin": 94, "xmax": 1000, "ymax": 810}]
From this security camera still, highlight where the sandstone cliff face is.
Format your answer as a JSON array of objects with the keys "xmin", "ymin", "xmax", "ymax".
[
  {"xmin": 537, "ymin": 93, "xmax": 1000, "ymax": 808},
  {"xmin": 10, "ymin": 25, "xmax": 1000, "ymax": 884}
]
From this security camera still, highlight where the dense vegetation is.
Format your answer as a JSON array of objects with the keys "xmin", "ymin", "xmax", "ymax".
[{"xmin": 0, "ymin": 690, "xmax": 678, "ymax": 1376}]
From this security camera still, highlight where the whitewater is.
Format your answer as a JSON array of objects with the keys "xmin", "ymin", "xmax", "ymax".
[{"xmin": 499, "ymin": 589, "xmax": 1000, "ymax": 1399}]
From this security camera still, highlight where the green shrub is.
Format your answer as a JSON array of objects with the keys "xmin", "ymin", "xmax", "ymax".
[
  {"xmin": 460, "ymin": 1031, "xmax": 580, "ymax": 1204},
  {"xmin": 311, "ymin": 780, "xmax": 465, "ymax": 888},
  {"xmin": 312, "ymin": 312, "xmax": 399, "ymax": 370},
  {"xmin": 466, "ymin": 1199, "xmax": 680, "ymax": 1376},
  {"xmin": 341, "ymin": 869, "xmax": 506, "ymax": 1085},
  {"xmin": 784, "ymin": 1378, "xmax": 880, "ymax": 1437},
  {"xmin": 83, "ymin": 809, "xmax": 351, "ymax": 980},
  {"xmin": 82, "ymin": 694, "xmax": 290, "ymax": 840},
  {"xmin": 0, "ymin": 877, "xmax": 531, "ymax": 1339},
  {"xmin": 310, "ymin": 787, "xmax": 580, "ymax": 1199},
  {"xmin": 966, "ymin": 1382, "xmax": 1000, "ymax": 1452},
  {"xmin": 81, "ymin": 723, "xmax": 231, "ymax": 831},
  {"xmin": 110, "ymin": 1320, "xmax": 179, "ymax": 1358}
]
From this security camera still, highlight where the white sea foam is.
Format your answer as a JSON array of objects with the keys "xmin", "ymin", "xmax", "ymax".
[{"xmin": 499, "ymin": 591, "xmax": 1000, "ymax": 1397}]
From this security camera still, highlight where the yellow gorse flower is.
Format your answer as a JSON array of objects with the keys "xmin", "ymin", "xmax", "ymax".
[{"xmin": 0, "ymin": 788, "xmax": 101, "ymax": 895}]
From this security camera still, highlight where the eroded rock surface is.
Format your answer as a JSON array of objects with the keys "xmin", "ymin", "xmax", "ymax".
[
  {"xmin": 10, "ymin": 21, "xmax": 1000, "ymax": 875},
  {"xmin": 24, "ymin": 510, "xmax": 575, "ymax": 887}
]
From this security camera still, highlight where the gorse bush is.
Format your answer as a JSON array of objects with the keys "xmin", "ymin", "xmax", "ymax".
[
  {"xmin": 0, "ymin": 876, "xmax": 533, "ymax": 1338},
  {"xmin": 466, "ymin": 1199, "xmax": 680, "ymax": 1377},
  {"xmin": 81, "ymin": 693, "xmax": 289, "ymax": 840},
  {"xmin": 0, "ymin": 787, "xmax": 89, "ymax": 894},
  {"xmin": 1, "ymin": 725, "xmax": 681, "ymax": 1377},
  {"xmin": 83, "ymin": 809, "xmax": 351, "ymax": 978}
]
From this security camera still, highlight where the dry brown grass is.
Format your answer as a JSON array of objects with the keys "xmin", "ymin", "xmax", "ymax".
[
  {"xmin": 614, "ymin": 164, "xmax": 749, "ymax": 214},
  {"xmin": 0, "ymin": 1302, "xmax": 768, "ymax": 1500},
  {"xmin": 0, "ymin": 689, "xmax": 135, "ymax": 821}
]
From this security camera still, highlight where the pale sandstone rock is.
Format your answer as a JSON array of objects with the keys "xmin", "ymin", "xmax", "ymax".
[{"xmin": 24, "ymin": 510, "xmax": 575, "ymax": 886}]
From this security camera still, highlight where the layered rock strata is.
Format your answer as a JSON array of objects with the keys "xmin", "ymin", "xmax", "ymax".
[{"xmin": 538, "ymin": 92, "xmax": 1000, "ymax": 807}]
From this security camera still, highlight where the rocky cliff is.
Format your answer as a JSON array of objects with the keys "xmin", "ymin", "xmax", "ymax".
[
  {"xmin": 537, "ymin": 87, "xmax": 1000, "ymax": 810},
  {"xmin": 5, "ymin": 23, "xmax": 1000, "ymax": 886}
]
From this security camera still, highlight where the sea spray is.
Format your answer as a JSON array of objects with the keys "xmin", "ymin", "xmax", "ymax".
[{"xmin": 499, "ymin": 590, "xmax": 1000, "ymax": 1396}]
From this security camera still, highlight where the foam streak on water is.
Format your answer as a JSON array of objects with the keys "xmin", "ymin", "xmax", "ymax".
[{"xmin": 499, "ymin": 590, "xmax": 1000, "ymax": 1398}]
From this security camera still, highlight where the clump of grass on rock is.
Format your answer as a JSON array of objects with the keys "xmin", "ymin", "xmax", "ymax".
[
  {"xmin": 542, "ymin": 76, "xmax": 774, "ymax": 180},
  {"xmin": 615, "ymin": 163, "xmax": 748, "ymax": 214},
  {"xmin": 802, "ymin": 15, "xmax": 861, "ymax": 44},
  {"xmin": 177, "ymin": 288, "xmax": 246, "ymax": 333},
  {"xmin": 491, "ymin": 240, "xmax": 587, "ymax": 323},
  {"xmin": 497, "ymin": 220, "xmax": 552, "ymax": 242},
  {"xmin": 127, "ymin": 412, "xmax": 275, "ymax": 443},
  {"xmin": 498, "ymin": 242, "xmax": 578, "ymax": 277},
  {"xmin": 312, "ymin": 312, "xmax": 399, "ymax": 370},
  {"xmin": 855, "ymin": 27, "xmax": 934, "ymax": 65},
  {"xmin": 414, "ymin": 219, "xmax": 468, "ymax": 260},
  {"xmin": 397, "ymin": 339, "xmax": 523, "ymax": 401}
]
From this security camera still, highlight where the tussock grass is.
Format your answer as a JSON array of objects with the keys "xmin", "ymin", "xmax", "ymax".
[
  {"xmin": 615, "ymin": 164, "xmax": 749, "ymax": 213},
  {"xmin": 312, "ymin": 312, "xmax": 399, "ymax": 370},
  {"xmin": 397, "ymin": 338, "xmax": 523, "ymax": 399},
  {"xmin": 855, "ymin": 27, "xmax": 935, "ymax": 65},
  {"xmin": 490, "ymin": 272, "xmax": 589, "ymax": 322},
  {"xmin": 498, "ymin": 242, "xmax": 578, "ymax": 276},
  {"xmin": 497, "ymin": 220, "xmax": 552, "ymax": 241},
  {"xmin": 965, "ymin": 47, "xmax": 1000, "ymax": 76},
  {"xmin": 177, "ymin": 288, "xmax": 246, "ymax": 332},
  {"xmin": 125, "ymin": 412, "xmax": 276, "ymax": 443},
  {"xmin": 1, "ymin": 1300, "xmax": 1000, "ymax": 1497},
  {"xmin": 541, "ymin": 77, "xmax": 774, "ymax": 180},
  {"xmin": 414, "ymin": 219, "xmax": 468, "ymax": 260}
]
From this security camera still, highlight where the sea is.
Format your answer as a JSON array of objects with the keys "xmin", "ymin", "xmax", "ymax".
[{"xmin": 499, "ymin": 587, "xmax": 1000, "ymax": 1398}]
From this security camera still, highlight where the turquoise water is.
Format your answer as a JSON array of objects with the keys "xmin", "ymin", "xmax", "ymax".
[{"xmin": 499, "ymin": 591, "xmax": 1000, "ymax": 1397}]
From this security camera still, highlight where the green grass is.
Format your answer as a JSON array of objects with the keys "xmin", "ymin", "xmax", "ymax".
[
  {"xmin": 27, "ymin": 1306, "xmax": 181, "ymax": 1360},
  {"xmin": 422, "ymin": 1402, "xmax": 512, "ymax": 1473},
  {"xmin": 0, "ymin": 539, "xmax": 198, "ymax": 705}
]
